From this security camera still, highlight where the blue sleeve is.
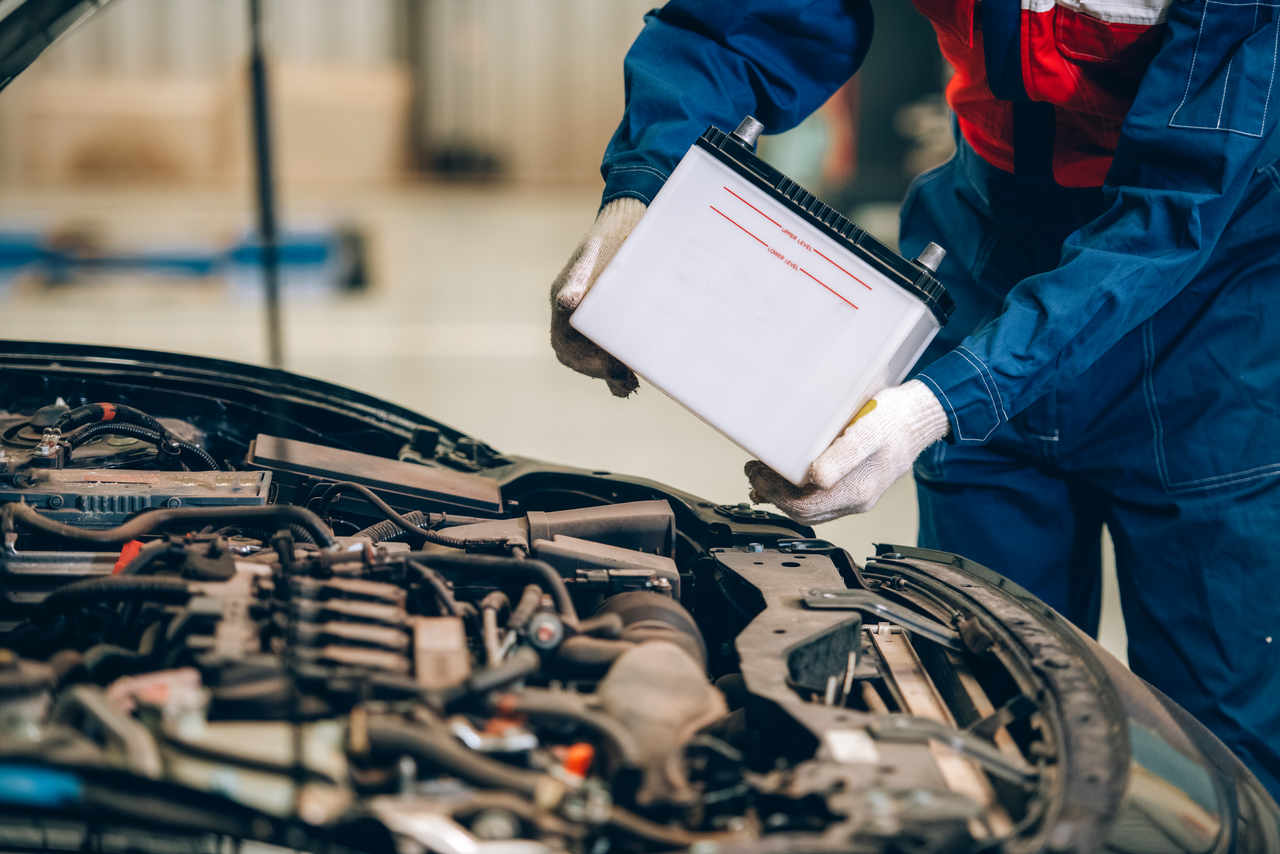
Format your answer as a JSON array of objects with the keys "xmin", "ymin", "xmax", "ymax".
[
  {"xmin": 917, "ymin": 1, "xmax": 1280, "ymax": 443},
  {"xmin": 600, "ymin": 0, "xmax": 874, "ymax": 208}
]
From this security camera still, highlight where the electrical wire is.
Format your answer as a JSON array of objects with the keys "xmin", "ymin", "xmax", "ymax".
[
  {"xmin": 399, "ymin": 551, "xmax": 577, "ymax": 624},
  {"xmin": 56, "ymin": 402, "xmax": 167, "ymax": 434},
  {"xmin": 66, "ymin": 422, "xmax": 220, "ymax": 470},
  {"xmin": 3, "ymin": 501, "xmax": 335, "ymax": 548},
  {"xmin": 353, "ymin": 509, "xmax": 489, "ymax": 543},
  {"xmin": 406, "ymin": 559, "xmax": 462, "ymax": 617},
  {"xmin": 311, "ymin": 480, "xmax": 508, "ymax": 549},
  {"xmin": 36, "ymin": 575, "xmax": 191, "ymax": 614}
]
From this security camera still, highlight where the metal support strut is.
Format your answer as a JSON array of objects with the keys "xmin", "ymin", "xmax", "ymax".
[{"xmin": 248, "ymin": 0, "xmax": 284, "ymax": 369}]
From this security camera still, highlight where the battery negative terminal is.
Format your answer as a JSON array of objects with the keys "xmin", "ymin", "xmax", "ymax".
[{"xmin": 731, "ymin": 116, "xmax": 764, "ymax": 149}]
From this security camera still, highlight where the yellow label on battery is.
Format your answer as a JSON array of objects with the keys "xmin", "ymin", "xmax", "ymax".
[{"xmin": 846, "ymin": 399, "xmax": 877, "ymax": 430}]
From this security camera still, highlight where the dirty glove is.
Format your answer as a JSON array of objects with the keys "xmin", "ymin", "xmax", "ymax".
[
  {"xmin": 550, "ymin": 197, "xmax": 648, "ymax": 397},
  {"xmin": 745, "ymin": 380, "xmax": 950, "ymax": 524}
]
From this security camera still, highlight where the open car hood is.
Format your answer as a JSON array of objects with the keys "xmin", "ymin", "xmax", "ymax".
[
  {"xmin": 0, "ymin": 346, "xmax": 1276, "ymax": 854},
  {"xmin": 0, "ymin": 0, "xmax": 113, "ymax": 92}
]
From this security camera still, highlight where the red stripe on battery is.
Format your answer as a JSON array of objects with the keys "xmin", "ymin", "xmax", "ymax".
[
  {"xmin": 722, "ymin": 187, "xmax": 871, "ymax": 292},
  {"xmin": 722, "ymin": 186, "xmax": 782, "ymax": 228},
  {"xmin": 799, "ymin": 267, "xmax": 859, "ymax": 310},
  {"xmin": 709, "ymin": 205, "xmax": 858, "ymax": 311},
  {"xmin": 708, "ymin": 205, "xmax": 768, "ymax": 247},
  {"xmin": 812, "ymin": 248, "xmax": 872, "ymax": 291}
]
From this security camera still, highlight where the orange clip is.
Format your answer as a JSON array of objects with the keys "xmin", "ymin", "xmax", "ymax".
[
  {"xmin": 563, "ymin": 742, "xmax": 595, "ymax": 778},
  {"xmin": 113, "ymin": 540, "xmax": 144, "ymax": 574}
]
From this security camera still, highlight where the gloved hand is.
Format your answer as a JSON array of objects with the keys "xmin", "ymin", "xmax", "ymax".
[
  {"xmin": 549, "ymin": 197, "xmax": 648, "ymax": 397},
  {"xmin": 745, "ymin": 379, "xmax": 950, "ymax": 524}
]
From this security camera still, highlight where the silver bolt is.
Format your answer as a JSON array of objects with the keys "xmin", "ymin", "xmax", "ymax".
[
  {"xmin": 471, "ymin": 809, "xmax": 520, "ymax": 840},
  {"xmin": 397, "ymin": 756, "xmax": 417, "ymax": 794},
  {"xmin": 731, "ymin": 116, "xmax": 764, "ymax": 148},
  {"xmin": 645, "ymin": 576, "xmax": 673, "ymax": 594},
  {"xmin": 915, "ymin": 242, "xmax": 947, "ymax": 272}
]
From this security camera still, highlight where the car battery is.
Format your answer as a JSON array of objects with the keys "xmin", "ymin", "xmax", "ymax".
[{"xmin": 571, "ymin": 117, "xmax": 955, "ymax": 486}]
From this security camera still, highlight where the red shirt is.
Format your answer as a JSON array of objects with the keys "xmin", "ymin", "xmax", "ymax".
[{"xmin": 913, "ymin": 0, "xmax": 1167, "ymax": 186}]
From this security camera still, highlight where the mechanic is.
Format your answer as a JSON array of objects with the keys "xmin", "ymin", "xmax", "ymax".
[{"xmin": 548, "ymin": 1, "xmax": 1280, "ymax": 799}]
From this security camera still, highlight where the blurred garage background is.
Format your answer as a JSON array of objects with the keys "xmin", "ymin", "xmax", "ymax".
[{"xmin": 0, "ymin": 0, "xmax": 1125, "ymax": 657}]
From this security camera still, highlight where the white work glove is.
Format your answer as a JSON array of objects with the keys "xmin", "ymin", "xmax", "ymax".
[
  {"xmin": 745, "ymin": 379, "xmax": 950, "ymax": 524},
  {"xmin": 550, "ymin": 197, "xmax": 648, "ymax": 397}
]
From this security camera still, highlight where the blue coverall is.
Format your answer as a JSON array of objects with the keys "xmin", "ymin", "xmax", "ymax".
[{"xmin": 598, "ymin": 0, "xmax": 1280, "ymax": 800}]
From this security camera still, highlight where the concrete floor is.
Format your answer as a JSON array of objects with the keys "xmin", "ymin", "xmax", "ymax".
[{"xmin": 0, "ymin": 182, "xmax": 1127, "ymax": 661}]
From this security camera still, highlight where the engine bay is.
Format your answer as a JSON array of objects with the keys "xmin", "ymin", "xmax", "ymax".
[{"xmin": 0, "ymin": 352, "xmax": 1146, "ymax": 854}]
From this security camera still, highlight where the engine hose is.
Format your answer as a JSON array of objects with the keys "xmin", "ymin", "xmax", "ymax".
[
  {"xmin": 604, "ymin": 805, "xmax": 729, "ymax": 848},
  {"xmin": 38, "ymin": 576, "xmax": 191, "ymax": 614},
  {"xmin": 354, "ymin": 511, "xmax": 428, "ymax": 543},
  {"xmin": 66, "ymin": 422, "xmax": 220, "ymax": 471},
  {"xmin": 353, "ymin": 510, "xmax": 489, "ymax": 544},
  {"xmin": 314, "ymin": 481, "xmax": 508, "ymax": 549},
  {"xmin": 365, "ymin": 717, "xmax": 553, "ymax": 800},
  {"xmin": 57, "ymin": 402, "xmax": 167, "ymax": 435},
  {"xmin": 403, "ymin": 551, "xmax": 577, "ymax": 624},
  {"xmin": 508, "ymin": 584, "xmax": 543, "ymax": 631},
  {"xmin": 3, "ymin": 501, "xmax": 336, "ymax": 548},
  {"xmin": 365, "ymin": 717, "xmax": 726, "ymax": 848},
  {"xmin": 287, "ymin": 523, "xmax": 317, "ymax": 545},
  {"xmin": 573, "ymin": 613, "xmax": 624, "ymax": 638},
  {"xmin": 117, "ymin": 539, "xmax": 176, "ymax": 575},
  {"xmin": 450, "ymin": 646, "xmax": 542, "ymax": 703},
  {"xmin": 490, "ymin": 687, "xmax": 643, "ymax": 766},
  {"xmin": 553, "ymin": 636, "xmax": 635, "ymax": 669},
  {"xmin": 406, "ymin": 560, "xmax": 461, "ymax": 617}
]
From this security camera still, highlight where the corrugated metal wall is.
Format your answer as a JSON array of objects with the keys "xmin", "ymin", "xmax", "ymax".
[
  {"xmin": 415, "ymin": 0, "xmax": 653, "ymax": 182},
  {"xmin": 1, "ymin": 0, "xmax": 653, "ymax": 185},
  {"xmin": 35, "ymin": 0, "xmax": 400, "ymax": 74}
]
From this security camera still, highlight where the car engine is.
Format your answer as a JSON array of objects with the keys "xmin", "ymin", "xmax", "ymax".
[{"xmin": 0, "ymin": 352, "xmax": 1261, "ymax": 854}]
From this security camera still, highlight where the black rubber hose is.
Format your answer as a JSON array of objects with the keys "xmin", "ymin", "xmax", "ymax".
[
  {"xmin": 491, "ymin": 687, "xmax": 642, "ymax": 765},
  {"xmin": 118, "ymin": 539, "xmax": 175, "ymax": 575},
  {"xmin": 364, "ymin": 717, "xmax": 722, "ymax": 849},
  {"xmin": 454, "ymin": 646, "xmax": 542, "ymax": 700},
  {"xmin": 4, "ymin": 502, "xmax": 335, "ymax": 548},
  {"xmin": 403, "ymin": 551, "xmax": 577, "ymax": 624},
  {"xmin": 66, "ymin": 422, "xmax": 220, "ymax": 471},
  {"xmin": 314, "ymin": 481, "xmax": 507, "ymax": 549},
  {"xmin": 287, "ymin": 523, "xmax": 317, "ymax": 545},
  {"xmin": 353, "ymin": 510, "xmax": 489, "ymax": 543},
  {"xmin": 554, "ymin": 636, "xmax": 634, "ymax": 669},
  {"xmin": 407, "ymin": 560, "xmax": 461, "ymax": 617},
  {"xmin": 353, "ymin": 512, "xmax": 426, "ymax": 543},
  {"xmin": 508, "ymin": 584, "xmax": 543, "ymax": 631},
  {"xmin": 574, "ymin": 613, "xmax": 624, "ymax": 638},
  {"xmin": 67, "ymin": 422, "xmax": 162, "ymax": 448},
  {"xmin": 57, "ymin": 403, "xmax": 167, "ymax": 435},
  {"xmin": 38, "ymin": 576, "xmax": 191, "ymax": 614},
  {"xmin": 605, "ymin": 805, "xmax": 718, "ymax": 848},
  {"xmin": 365, "ymin": 717, "xmax": 550, "ymax": 798}
]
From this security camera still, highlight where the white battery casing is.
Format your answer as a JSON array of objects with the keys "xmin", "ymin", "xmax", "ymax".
[{"xmin": 571, "ymin": 143, "xmax": 945, "ymax": 487}]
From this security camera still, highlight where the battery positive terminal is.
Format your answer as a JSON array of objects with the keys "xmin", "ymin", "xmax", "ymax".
[{"xmin": 914, "ymin": 242, "xmax": 946, "ymax": 273}]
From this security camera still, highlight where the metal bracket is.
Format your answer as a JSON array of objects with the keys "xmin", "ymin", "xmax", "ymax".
[
  {"xmin": 869, "ymin": 716, "xmax": 1038, "ymax": 787},
  {"xmin": 804, "ymin": 589, "xmax": 963, "ymax": 651}
]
